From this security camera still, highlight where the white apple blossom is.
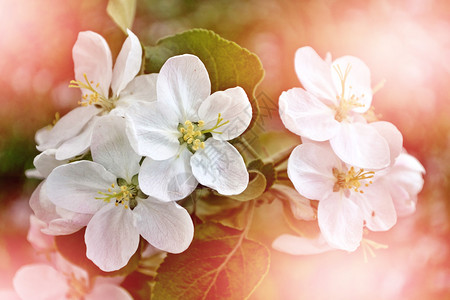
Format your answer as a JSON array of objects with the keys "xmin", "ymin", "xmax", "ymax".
[
  {"xmin": 379, "ymin": 152, "xmax": 425, "ymax": 216},
  {"xmin": 46, "ymin": 116, "xmax": 194, "ymax": 271},
  {"xmin": 279, "ymin": 46, "xmax": 402, "ymax": 169},
  {"xmin": 36, "ymin": 29, "xmax": 157, "ymax": 161},
  {"xmin": 125, "ymin": 54, "xmax": 251, "ymax": 201},
  {"xmin": 29, "ymin": 181, "xmax": 92, "ymax": 236},
  {"xmin": 288, "ymin": 142, "xmax": 397, "ymax": 251},
  {"xmin": 25, "ymin": 147, "xmax": 92, "ymax": 235},
  {"xmin": 13, "ymin": 263, "xmax": 132, "ymax": 300}
]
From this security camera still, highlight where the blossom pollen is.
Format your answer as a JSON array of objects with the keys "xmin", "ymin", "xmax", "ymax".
[
  {"xmin": 333, "ymin": 64, "xmax": 365, "ymax": 122},
  {"xmin": 52, "ymin": 112, "xmax": 60, "ymax": 126},
  {"xmin": 333, "ymin": 166, "xmax": 375, "ymax": 193},
  {"xmin": 96, "ymin": 179, "xmax": 139, "ymax": 210},
  {"xmin": 66, "ymin": 273, "xmax": 89, "ymax": 299},
  {"xmin": 178, "ymin": 120, "xmax": 206, "ymax": 153},
  {"xmin": 69, "ymin": 73, "xmax": 116, "ymax": 111}
]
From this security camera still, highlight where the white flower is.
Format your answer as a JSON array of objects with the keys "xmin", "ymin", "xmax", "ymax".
[
  {"xmin": 279, "ymin": 46, "xmax": 402, "ymax": 169},
  {"xmin": 288, "ymin": 142, "xmax": 397, "ymax": 251},
  {"xmin": 46, "ymin": 115, "xmax": 194, "ymax": 271},
  {"xmin": 13, "ymin": 263, "xmax": 132, "ymax": 300},
  {"xmin": 125, "ymin": 54, "xmax": 251, "ymax": 201},
  {"xmin": 29, "ymin": 181, "xmax": 92, "ymax": 236},
  {"xmin": 380, "ymin": 152, "xmax": 425, "ymax": 216},
  {"xmin": 36, "ymin": 29, "xmax": 157, "ymax": 160}
]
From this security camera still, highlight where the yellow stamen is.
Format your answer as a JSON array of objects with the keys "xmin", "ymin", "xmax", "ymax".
[
  {"xmin": 96, "ymin": 182, "xmax": 139, "ymax": 210},
  {"xmin": 69, "ymin": 73, "xmax": 116, "ymax": 111},
  {"xmin": 333, "ymin": 64, "xmax": 366, "ymax": 122},
  {"xmin": 333, "ymin": 167, "xmax": 374, "ymax": 193},
  {"xmin": 201, "ymin": 113, "xmax": 230, "ymax": 135}
]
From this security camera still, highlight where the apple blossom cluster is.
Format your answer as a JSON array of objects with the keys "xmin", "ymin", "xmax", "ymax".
[
  {"xmin": 25, "ymin": 29, "xmax": 252, "ymax": 276},
  {"xmin": 277, "ymin": 46, "xmax": 425, "ymax": 252},
  {"xmin": 16, "ymin": 24, "xmax": 426, "ymax": 298}
]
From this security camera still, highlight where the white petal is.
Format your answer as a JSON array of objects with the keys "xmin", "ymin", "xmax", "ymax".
[
  {"xmin": 134, "ymin": 199, "xmax": 194, "ymax": 253},
  {"xmin": 91, "ymin": 115, "xmax": 140, "ymax": 182},
  {"xmin": 46, "ymin": 161, "xmax": 116, "ymax": 214},
  {"xmin": 125, "ymin": 101, "xmax": 180, "ymax": 160},
  {"xmin": 13, "ymin": 264, "xmax": 68, "ymax": 300},
  {"xmin": 27, "ymin": 215, "xmax": 54, "ymax": 251},
  {"xmin": 370, "ymin": 121, "xmax": 403, "ymax": 165},
  {"xmin": 295, "ymin": 46, "xmax": 337, "ymax": 104},
  {"xmin": 30, "ymin": 181, "xmax": 92, "ymax": 236},
  {"xmin": 111, "ymin": 29, "xmax": 142, "ymax": 96},
  {"xmin": 287, "ymin": 143, "xmax": 340, "ymax": 201},
  {"xmin": 87, "ymin": 283, "xmax": 133, "ymax": 300},
  {"xmin": 55, "ymin": 115, "xmax": 98, "ymax": 160},
  {"xmin": 332, "ymin": 56, "xmax": 372, "ymax": 113},
  {"xmin": 279, "ymin": 88, "xmax": 339, "ymax": 141},
  {"xmin": 73, "ymin": 31, "xmax": 112, "ymax": 97},
  {"xmin": 318, "ymin": 193, "xmax": 363, "ymax": 251},
  {"xmin": 352, "ymin": 181, "xmax": 397, "ymax": 231},
  {"xmin": 330, "ymin": 122, "xmax": 390, "ymax": 169},
  {"xmin": 86, "ymin": 204, "xmax": 140, "ymax": 271},
  {"xmin": 44, "ymin": 207, "xmax": 92, "ymax": 236},
  {"xmin": 157, "ymin": 54, "xmax": 211, "ymax": 120},
  {"xmin": 44, "ymin": 219, "xmax": 89, "ymax": 236},
  {"xmin": 198, "ymin": 87, "xmax": 252, "ymax": 140},
  {"xmin": 272, "ymin": 184, "xmax": 316, "ymax": 221},
  {"xmin": 272, "ymin": 234, "xmax": 333, "ymax": 255},
  {"xmin": 29, "ymin": 181, "xmax": 59, "ymax": 224},
  {"xmin": 36, "ymin": 106, "xmax": 99, "ymax": 152},
  {"xmin": 35, "ymin": 125, "xmax": 53, "ymax": 146},
  {"xmin": 139, "ymin": 150, "xmax": 198, "ymax": 201},
  {"xmin": 0, "ymin": 290, "xmax": 20, "ymax": 300},
  {"xmin": 384, "ymin": 153, "xmax": 425, "ymax": 216},
  {"xmin": 25, "ymin": 168, "xmax": 43, "ymax": 179},
  {"xmin": 117, "ymin": 74, "xmax": 158, "ymax": 109},
  {"xmin": 33, "ymin": 149, "xmax": 68, "ymax": 178},
  {"xmin": 191, "ymin": 139, "xmax": 248, "ymax": 195},
  {"xmin": 395, "ymin": 152, "xmax": 426, "ymax": 174}
]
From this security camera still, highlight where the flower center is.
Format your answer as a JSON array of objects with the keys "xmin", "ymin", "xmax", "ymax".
[
  {"xmin": 333, "ymin": 64, "xmax": 365, "ymax": 122},
  {"xmin": 69, "ymin": 73, "xmax": 117, "ymax": 112},
  {"xmin": 333, "ymin": 166, "xmax": 374, "ymax": 194},
  {"xmin": 178, "ymin": 120, "xmax": 206, "ymax": 152},
  {"xmin": 178, "ymin": 113, "xmax": 229, "ymax": 153},
  {"xmin": 66, "ymin": 273, "xmax": 89, "ymax": 300},
  {"xmin": 96, "ymin": 177, "xmax": 140, "ymax": 210}
]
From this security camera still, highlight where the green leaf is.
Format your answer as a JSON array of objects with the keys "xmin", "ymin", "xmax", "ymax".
[
  {"xmin": 106, "ymin": 0, "xmax": 137, "ymax": 33},
  {"xmin": 229, "ymin": 170, "xmax": 266, "ymax": 201},
  {"xmin": 153, "ymin": 222, "xmax": 270, "ymax": 300},
  {"xmin": 247, "ymin": 159, "xmax": 276, "ymax": 192},
  {"xmin": 54, "ymin": 228, "xmax": 141, "ymax": 277},
  {"xmin": 195, "ymin": 191, "xmax": 247, "ymax": 230},
  {"xmin": 144, "ymin": 29, "xmax": 265, "ymax": 129}
]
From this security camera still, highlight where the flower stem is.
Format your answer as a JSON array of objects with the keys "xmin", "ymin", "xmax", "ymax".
[
  {"xmin": 244, "ymin": 200, "xmax": 256, "ymax": 237},
  {"xmin": 238, "ymin": 136, "xmax": 260, "ymax": 160},
  {"xmin": 271, "ymin": 145, "xmax": 296, "ymax": 168}
]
